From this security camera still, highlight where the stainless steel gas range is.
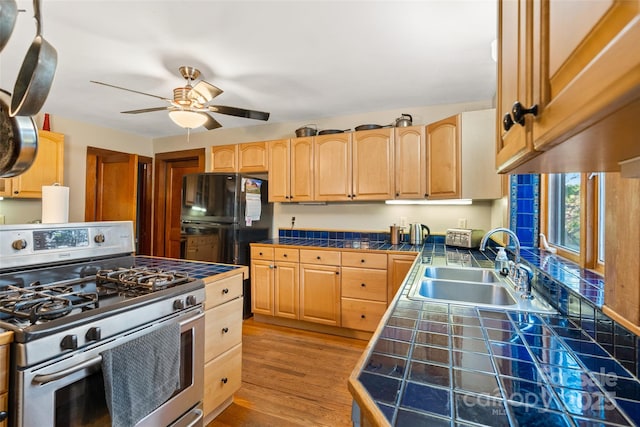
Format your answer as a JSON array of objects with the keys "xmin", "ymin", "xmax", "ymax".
[{"xmin": 0, "ymin": 221, "xmax": 205, "ymax": 427}]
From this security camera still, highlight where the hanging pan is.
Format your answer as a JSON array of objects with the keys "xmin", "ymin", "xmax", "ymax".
[
  {"xmin": 0, "ymin": 0, "xmax": 18, "ymax": 53},
  {"xmin": 0, "ymin": 89, "xmax": 38, "ymax": 178},
  {"xmin": 10, "ymin": 0, "xmax": 58, "ymax": 117}
]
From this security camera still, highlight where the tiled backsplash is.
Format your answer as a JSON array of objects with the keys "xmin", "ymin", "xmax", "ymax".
[{"xmin": 510, "ymin": 174, "xmax": 540, "ymax": 248}]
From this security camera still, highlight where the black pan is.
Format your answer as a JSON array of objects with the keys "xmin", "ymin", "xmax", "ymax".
[
  {"xmin": 0, "ymin": 89, "xmax": 38, "ymax": 178},
  {"xmin": 10, "ymin": 0, "xmax": 57, "ymax": 117},
  {"xmin": 318, "ymin": 129, "xmax": 350, "ymax": 135},
  {"xmin": 354, "ymin": 124, "xmax": 392, "ymax": 131}
]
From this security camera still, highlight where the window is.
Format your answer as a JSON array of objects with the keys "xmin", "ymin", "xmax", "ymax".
[{"xmin": 541, "ymin": 173, "xmax": 605, "ymax": 273}]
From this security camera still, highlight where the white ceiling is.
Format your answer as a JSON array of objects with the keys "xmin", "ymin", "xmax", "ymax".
[{"xmin": 0, "ymin": 0, "xmax": 497, "ymax": 139}]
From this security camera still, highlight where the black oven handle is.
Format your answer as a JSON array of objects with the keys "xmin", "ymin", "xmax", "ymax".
[{"xmin": 32, "ymin": 355, "xmax": 102, "ymax": 385}]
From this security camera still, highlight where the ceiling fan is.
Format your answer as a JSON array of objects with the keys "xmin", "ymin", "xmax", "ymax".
[{"xmin": 91, "ymin": 66, "xmax": 270, "ymax": 130}]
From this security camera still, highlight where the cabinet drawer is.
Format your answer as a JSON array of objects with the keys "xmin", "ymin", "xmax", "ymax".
[
  {"xmin": 205, "ymin": 297, "xmax": 243, "ymax": 361},
  {"xmin": 274, "ymin": 247, "xmax": 299, "ymax": 262},
  {"xmin": 341, "ymin": 267, "xmax": 387, "ymax": 302},
  {"xmin": 204, "ymin": 274, "xmax": 243, "ymax": 310},
  {"xmin": 342, "ymin": 251, "xmax": 387, "ymax": 269},
  {"xmin": 341, "ymin": 298, "xmax": 387, "ymax": 332},
  {"xmin": 251, "ymin": 246, "xmax": 274, "ymax": 261},
  {"xmin": 204, "ymin": 344, "xmax": 242, "ymax": 417},
  {"xmin": 299, "ymin": 249, "xmax": 341, "ymax": 265}
]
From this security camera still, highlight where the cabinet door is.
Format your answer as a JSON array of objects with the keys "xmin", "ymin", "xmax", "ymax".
[
  {"xmin": 274, "ymin": 261, "xmax": 299, "ymax": 319},
  {"xmin": 314, "ymin": 133, "xmax": 351, "ymax": 201},
  {"xmin": 496, "ymin": 0, "xmax": 537, "ymax": 173},
  {"xmin": 352, "ymin": 128, "xmax": 394, "ymax": 200},
  {"xmin": 299, "ymin": 264, "xmax": 341, "ymax": 326},
  {"xmin": 211, "ymin": 144, "xmax": 238, "ymax": 172},
  {"xmin": 0, "ymin": 179, "xmax": 11, "ymax": 197},
  {"xmin": 532, "ymin": 0, "xmax": 640, "ymax": 151},
  {"xmin": 203, "ymin": 344, "xmax": 242, "ymax": 419},
  {"xmin": 290, "ymin": 137, "xmax": 314, "ymax": 202},
  {"xmin": 238, "ymin": 142, "xmax": 268, "ymax": 172},
  {"xmin": 426, "ymin": 115, "xmax": 460, "ymax": 199},
  {"xmin": 387, "ymin": 254, "xmax": 417, "ymax": 303},
  {"xmin": 250, "ymin": 259, "xmax": 274, "ymax": 315},
  {"xmin": 267, "ymin": 139, "xmax": 290, "ymax": 202},
  {"xmin": 10, "ymin": 131, "xmax": 64, "ymax": 198},
  {"xmin": 394, "ymin": 126, "xmax": 427, "ymax": 199}
]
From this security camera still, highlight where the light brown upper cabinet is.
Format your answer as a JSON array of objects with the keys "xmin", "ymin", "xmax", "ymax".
[
  {"xmin": 211, "ymin": 142, "xmax": 268, "ymax": 173},
  {"xmin": 0, "ymin": 130, "xmax": 64, "ymax": 198},
  {"xmin": 314, "ymin": 129, "xmax": 393, "ymax": 201},
  {"xmin": 267, "ymin": 137, "xmax": 314, "ymax": 202},
  {"xmin": 394, "ymin": 126, "xmax": 427, "ymax": 199},
  {"xmin": 497, "ymin": 0, "xmax": 640, "ymax": 174},
  {"xmin": 426, "ymin": 110, "xmax": 501, "ymax": 200}
]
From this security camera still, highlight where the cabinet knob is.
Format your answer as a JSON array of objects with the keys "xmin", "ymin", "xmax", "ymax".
[
  {"xmin": 316, "ymin": 256, "xmax": 321, "ymax": 260},
  {"xmin": 502, "ymin": 113, "xmax": 515, "ymax": 131},
  {"xmin": 259, "ymin": 252, "xmax": 263, "ymax": 256},
  {"xmin": 221, "ymin": 377, "xmax": 228, "ymax": 384},
  {"xmin": 511, "ymin": 101, "xmax": 538, "ymax": 126},
  {"xmin": 283, "ymin": 253, "xmax": 288, "ymax": 257},
  {"xmin": 222, "ymin": 327, "xmax": 229, "ymax": 333},
  {"xmin": 360, "ymin": 259, "xmax": 365, "ymax": 263},
  {"xmin": 335, "ymin": 271, "xmax": 340, "ymax": 275},
  {"xmin": 361, "ymin": 314, "xmax": 366, "ymax": 319},
  {"xmin": 424, "ymin": 193, "xmax": 429, "ymax": 198},
  {"xmin": 396, "ymin": 192, "xmax": 400, "ymax": 197},
  {"xmin": 361, "ymin": 283, "xmax": 366, "ymax": 287},
  {"xmin": 222, "ymin": 288, "xmax": 229, "ymax": 294}
]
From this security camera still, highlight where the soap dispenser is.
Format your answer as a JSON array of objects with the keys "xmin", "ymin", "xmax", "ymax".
[{"xmin": 494, "ymin": 247, "xmax": 509, "ymax": 276}]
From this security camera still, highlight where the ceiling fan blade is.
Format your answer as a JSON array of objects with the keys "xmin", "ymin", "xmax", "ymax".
[
  {"xmin": 121, "ymin": 106, "xmax": 169, "ymax": 114},
  {"xmin": 91, "ymin": 80, "xmax": 172, "ymax": 102},
  {"xmin": 209, "ymin": 105, "xmax": 270, "ymax": 121},
  {"xmin": 201, "ymin": 113, "xmax": 222, "ymax": 130},
  {"xmin": 189, "ymin": 81, "xmax": 223, "ymax": 103}
]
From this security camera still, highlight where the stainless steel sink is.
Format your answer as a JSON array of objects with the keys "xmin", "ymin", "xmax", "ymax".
[
  {"xmin": 423, "ymin": 266, "xmax": 500, "ymax": 283},
  {"xmin": 410, "ymin": 279, "xmax": 517, "ymax": 306}
]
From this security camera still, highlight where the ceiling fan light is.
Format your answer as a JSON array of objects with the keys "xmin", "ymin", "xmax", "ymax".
[{"xmin": 168, "ymin": 110, "xmax": 208, "ymax": 128}]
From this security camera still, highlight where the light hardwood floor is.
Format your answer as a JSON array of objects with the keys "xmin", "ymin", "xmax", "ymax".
[{"xmin": 208, "ymin": 318, "xmax": 368, "ymax": 427}]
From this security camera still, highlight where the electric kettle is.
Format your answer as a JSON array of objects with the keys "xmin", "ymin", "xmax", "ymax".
[{"xmin": 408, "ymin": 223, "xmax": 430, "ymax": 245}]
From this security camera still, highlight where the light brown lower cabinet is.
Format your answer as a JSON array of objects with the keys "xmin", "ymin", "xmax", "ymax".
[
  {"xmin": 0, "ymin": 331, "xmax": 12, "ymax": 427},
  {"xmin": 203, "ymin": 272, "xmax": 245, "ymax": 424},
  {"xmin": 299, "ymin": 263, "xmax": 341, "ymax": 326}
]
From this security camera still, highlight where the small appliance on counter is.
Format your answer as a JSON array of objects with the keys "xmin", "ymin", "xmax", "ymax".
[
  {"xmin": 389, "ymin": 224, "xmax": 404, "ymax": 245},
  {"xmin": 445, "ymin": 228, "xmax": 485, "ymax": 248},
  {"xmin": 408, "ymin": 223, "xmax": 430, "ymax": 245}
]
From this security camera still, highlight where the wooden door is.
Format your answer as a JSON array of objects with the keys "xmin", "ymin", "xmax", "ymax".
[
  {"xmin": 251, "ymin": 260, "xmax": 275, "ymax": 315},
  {"xmin": 274, "ymin": 261, "xmax": 299, "ymax": 319},
  {"xmin": 496, "ymin": 0, "xmax": 537, "ymax": 172},
  {"xmin": 290, "ymin": 137, "xmax": 314, "ymax": 202},
  {"xmin": 299, "ymin": 264, "xmax": 341, "ymax": 326},
  {"xmin": 395, "ymin": 126, "xmax": 427, "ymax": 199},
  {"xmin": 267, "ymin": 139, "xmax": 290, "ymax": 202},
  {"xmin": 352, "ymin": 128, "xmax": 394, "ymax": 200},
  {"xmin": 426, "ymin": 115, "xmax": 461, "ymax": 199},
  {"xmin": 314, "ymin": 133, "xmax": 351, "ymax": 201},
  {"xmin": 153, "ymin": 149, "xmax": 205, "ymax": 257},
  {"xmin": 387, "ymin": 254, "xmax": 417, "ymax": 303}
]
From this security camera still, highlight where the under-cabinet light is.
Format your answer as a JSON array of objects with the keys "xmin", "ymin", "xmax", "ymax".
[{"xmin": 385, "ymin": 199, "xmax": 473, "ymax": 205}]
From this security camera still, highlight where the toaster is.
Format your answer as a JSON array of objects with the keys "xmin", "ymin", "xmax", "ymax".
[{"xmin": 445, "ymin": 228, "xmax": 485, "ymax": 248}]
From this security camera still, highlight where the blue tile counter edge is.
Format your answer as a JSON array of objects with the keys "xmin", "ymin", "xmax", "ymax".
[
  {"xmin": 132, "ymin": 256, "xmax": 244, "ymax": 280},
  {"xmin": 350, "ymin": 245, "xmax": 640, "ymax": 427}
]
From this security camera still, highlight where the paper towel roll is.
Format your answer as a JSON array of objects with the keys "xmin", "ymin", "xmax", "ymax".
[{"xmin": 42, "ymin": 185, "xmax": 69, "ymax": 223}]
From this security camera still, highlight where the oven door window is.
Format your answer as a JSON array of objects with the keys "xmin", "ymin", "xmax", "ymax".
[{"xmin": 54, "ymin": 329, "xmax": 194, "ymax": 426}]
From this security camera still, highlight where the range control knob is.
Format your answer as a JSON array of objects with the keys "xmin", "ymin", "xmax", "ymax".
[
  {"xmin": 173, "ymin": 299, "xmax": 185, "ymax": 310},
  {"xmin": 60, "ymin": 335, "xmax": 78, "ymax": 351},
  {"xmin": 86, "ymin": 327, "xmax": 101, "ymax": 341},
  {"xmin": 12, "ymin": 239, "xmax": 27, "ymax": 250},
  {"xmin": 94, "ymin": 234, "xmax": 106, "ymax": 243},
  {"xmin": 186, "ymin": 295, "xmax": 197, "ymax": 306}
]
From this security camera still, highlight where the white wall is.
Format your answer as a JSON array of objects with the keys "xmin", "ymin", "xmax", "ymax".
[{"xmin": 0, "ymin": 114, "xmax": 153, "ymax": 224}]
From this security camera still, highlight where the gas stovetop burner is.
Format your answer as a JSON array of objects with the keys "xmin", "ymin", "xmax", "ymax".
[
  {"xmin": 0, "ymin": 285, "xmax": 99, "ymax": 324},
  {"xmin": 96, "ymin": 267, "xmax": 192, "ymax": 297}
]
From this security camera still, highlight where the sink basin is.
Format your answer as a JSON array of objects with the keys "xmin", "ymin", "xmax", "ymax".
[
  {"xmin": 423, "ymin": 267, "xmax": 499, "ymax": 283},
  {"xmin": 410, "ymin": 279, "xmax": 517, "ymax": 306}
]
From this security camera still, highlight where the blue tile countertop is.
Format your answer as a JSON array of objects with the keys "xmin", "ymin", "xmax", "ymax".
[
  {"xmin": 256, "ymin": 237, "xmax": 422, "ymax": 252},
  {"xmin": 350, "ymin": 244, "xmax": 640, "ymax": 427}
]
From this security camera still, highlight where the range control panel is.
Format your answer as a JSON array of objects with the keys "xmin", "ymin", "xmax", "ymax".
[{"xmin": 0, "ymin": 221, "xmax": 135, "ymax": 270}]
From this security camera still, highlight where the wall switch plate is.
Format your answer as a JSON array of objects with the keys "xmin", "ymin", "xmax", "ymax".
[
  {"xmin": 400, "ymin": 217, "xmax": 407, "ymax": 227},
  {"xmin": 457, "ymin": 218, "xmax": 468, "ymax": 228}
]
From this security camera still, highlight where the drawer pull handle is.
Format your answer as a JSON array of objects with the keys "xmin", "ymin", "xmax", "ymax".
[
  {"xmin": 283, "ymin": 253, "xmax": 288, "ymax": 257},
  {"xmin": 221, "ymin": 377, "xmax": 228, "ymax": 384},
  {"xmin": 361, "ymin": 283, "xmax": 366, "ymax": 287},
  {"xmin": 335, "ymin": 271, "xmax": 340, "ymax": 275},
  {"xmin": 316, "ymin": 256, "xmax": 321, "ymax": 260},
  {"xmin": 222, "ymin": 327, "xmax": 229, "ymax": 333},
  {"xmin": 361, "ymin": 259, "xmax": 365, "ymax": 263},
  {"xmin": 361, "ymin": 314, "xmax": 366, "ymax": 319},
  {"xmin": 222, "ymin": 288, "xmax": 229, "ymax": 294},
  {"xmin": 259, "ymin": 252, "xmax": 263, "ymax": 255}
]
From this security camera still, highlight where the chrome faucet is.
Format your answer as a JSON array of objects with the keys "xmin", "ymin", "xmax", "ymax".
[{"xmin": 480, "ymin": 228, "xmax": 533, "ymax": 299}]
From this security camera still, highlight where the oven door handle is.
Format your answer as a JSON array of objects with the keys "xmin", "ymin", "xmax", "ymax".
[{"xmin": 32, "ymin": 355, "xmax": 102, "ymax": 385}]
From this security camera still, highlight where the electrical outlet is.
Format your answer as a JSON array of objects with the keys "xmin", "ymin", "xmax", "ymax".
[
  {"xmin": 400, "ymin": 217, "xmax": 407, "ymax": 227},
  {"xmin": 457, "ymin": 218, "xmax": 468, "ymax": 228},
  {"xmin": 291, "ymin": 216, "xmax": 296, "ymax": 228}
]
